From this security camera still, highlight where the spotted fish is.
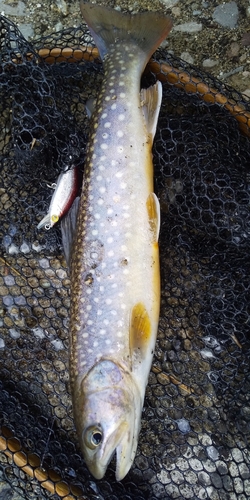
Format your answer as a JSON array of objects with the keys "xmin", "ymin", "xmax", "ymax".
[{"xmin": 62, "ymin": 2, "xmax": 172, "ymax": 481}]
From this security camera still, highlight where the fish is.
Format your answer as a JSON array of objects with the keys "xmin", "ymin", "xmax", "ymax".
[
  {"xmin": 37, "ymin": 166, "xmax": 79, "ymax": 230},
  {"xmin": 62, "ymin": 1, "xmax": 172, "ymax": 481}
]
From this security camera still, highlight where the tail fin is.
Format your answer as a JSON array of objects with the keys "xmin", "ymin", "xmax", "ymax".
[{"xmin": 80, "ymin": 2, "xmax": 172, "ymax": 63}]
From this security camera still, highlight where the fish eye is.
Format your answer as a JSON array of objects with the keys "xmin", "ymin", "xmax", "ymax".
[{"xmin": 84, "ymin": 425, "xmax": 103, "ymax": 450}]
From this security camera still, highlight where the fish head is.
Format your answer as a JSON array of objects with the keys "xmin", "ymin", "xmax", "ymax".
[{"xmin": 73, "ymin": 359, "xmax": 142, "ymax": 481}]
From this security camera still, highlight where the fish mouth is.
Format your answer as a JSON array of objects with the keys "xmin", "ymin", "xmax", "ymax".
[{"xmin": 86, "ymin": 421, "xmax": 136, "ymax": 481}]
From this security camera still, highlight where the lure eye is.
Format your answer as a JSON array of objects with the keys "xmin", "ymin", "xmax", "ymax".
[
  {"xmin": 51, "ymin": 214, "xmax": 59, "ymax": 224},
  {"xmin": 84, "ymin": 425, "xmax": 103, "ymax": 450}
]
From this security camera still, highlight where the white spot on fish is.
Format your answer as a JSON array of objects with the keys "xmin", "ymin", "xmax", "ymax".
[
  {"xmin": 94, "ymin": 213, "xmax": 100, "ymax": 219},
  {"xmin": 101, "ymin": 143, "xmax": 108, "ymax": 150},
  {"xmin": 93, "ymin": 340, "xmax": 99, "ymax": 347},
  {"xmin": 117, "ymin": 331, "xmax": 123, "ymax": 338},
  {"xmin": 107, "ymin": 237, "xmax": 113, "ymax": 243},
  {"xmin": 86, "ymin": 289, "xmax": 92, "ymax": 294},
  {"xmin": 99, "ymin": 187, "xmax": 106, "ymax": 194},
  {"xmin": 102, "ymin": 132, "xmax": 108, "ymax": 139},
  {"xmin": 101, "ymin": 113, "xmax": 107, "ymax": 119},
  {"xmin": 117, "ymin": 130, "xmax": 124, "ymax": 137},
  {"xmin": 100, "ymin": 329, "xmax": 106, "ymax": 335},
  {"xmin": 94, "ymin": 297, "xmax": 99, "ymax": 303},
  {"xmin": 112, "ymin": 283, "xmax": 117, "ymax": 288},
  {"xmin": 105, "ymin": 339, "xmax": 111, "ymax": 345},
  {"xmin": 100, "ymin": 286, "xmax": 104, "ymax": 292},
  {"xmin": 120, "ymin": 182, "xmax": 127, "ymax": 189},
  {"xmin": 117, "ymin": 146, "xmax": 124, "ymax": 153},
  {"xmin": 111, "ymin": 103, "xmax": 117, "ymax": 110},
  {"xmin": 105, "ymin": 96, "xmax": 111, "ymax": 101},
  {"xmin": 100, "ymin": 155, "xmax": 106, "ymax": 161},
  {"xmin": 86, "ymin": 305, "xmax": 92, "ymax": 311},
  {"xmin": 106, "ymin": 298, "xmax": 112, "ymax": 305},
  {"xmin": 104, "ymin": 319, "xmax": 109, "ymax": 325},
  {"xmin": 123, "ymin": 269, "xmax": 129, "ymax": 275},
  {"xmin": 120, "ymin": 93, "xmax": 126, "ymax": 98},
  {"xmin": 108, "ymin": 250, "xmax": 114, "ymax": 257},
  {"xmin": 97, "ymin": 175, "xmax": 102, "ymax": 181},
  {"xmin": 92, "ymin": 229, "xmax": 98, "ymax": 236},
  {"xmin": 98, "ymin": 165, "xmax": 105, "ymax": 171},
  {"xmin": 107, "ymin": 208, "xmax": 113, "ymax": 215},
  {"xmin": 98, "ymin": 199, "xmax": 104, "ymax": 205},
  {"xmin": 118, "ymin": 113, "xmax": 125, "ymax": 121},
  {"xmin": 111, "ymin": 310, "xmax": 117, "ymax": 315},
  {"xmin": 104, "ymin": 122, "xmax": 111, "ymax": 128},
  {"xmin": 119, "ymin": 81, "xmax": 125, "ymax": 86},
  {"xmin": 97, "ymin": 309, "xmax": 103, "ymax": 315},
  {"xmin": 87, "ymin": 320, "xmax": 93, "ymax": 325},
  {"xmin": 82, "ymin": 332, "xmax": 89, "ymax": 338},
  {"xmin": 115, "ymin": 171, "xmax": 123, "ymax": 178}
]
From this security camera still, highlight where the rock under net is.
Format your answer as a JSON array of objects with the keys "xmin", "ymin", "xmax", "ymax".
[{"xmin": 0, "ymin": 14, "xmax": 250, "ymax": 500}]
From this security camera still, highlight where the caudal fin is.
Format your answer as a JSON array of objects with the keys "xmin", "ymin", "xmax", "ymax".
[{"xmin": 80, "ymin": 2, "xmax": 172, "ymax": 64}]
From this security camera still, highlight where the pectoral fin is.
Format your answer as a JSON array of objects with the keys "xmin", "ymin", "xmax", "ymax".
[
  {"xmin": 61, "ymin": 196, "xmax": 80, "ymax": 269},
  {"xmin": 140, "ymin": 80, "xmax": 162, "ymax": 141},
  {"xmin": 129, "ymin": 303, "xmax": 151, "ymax": 365},
  {"xmin": 146, "ymin": 192, "xmax": 160, "ymax": 243},
  {"xmin": 85, "ymin": 97, "xmax": 96, "ymax": 118}
]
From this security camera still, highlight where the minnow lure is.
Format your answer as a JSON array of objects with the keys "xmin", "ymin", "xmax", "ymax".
[
  {"xmin": 37, "ymin": 166, "xmax": 79, "ymax": 230},
  {"xmin": 62, "ymin": 2, "xmax": 172, "ymax": 481}
]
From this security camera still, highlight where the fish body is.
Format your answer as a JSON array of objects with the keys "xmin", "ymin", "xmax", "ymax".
[
  {"xmin": 37, "ymin": 166, "xmax": 79, "ymax": 230},
  {"xmin": 65, "ymin": 2, "xmax": 172, "ymax": 481}
]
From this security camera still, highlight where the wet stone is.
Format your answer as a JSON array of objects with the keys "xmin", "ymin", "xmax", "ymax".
[
  {"xmin": 234, "ymin": 477, "xmax": 244, "ymax": 494},
  {"xmin": 3, "ymin": 275, "xmax": 15, "ymax": 286},
  {"xmin": 156, "ymin": 469, "xmax": 171, "ymax": 485},
  {"xmin": 239, "ymin": 462, "xmax": 250, "ymax": 479},
  {"xmin": 178, "ymin": 483, "xmax": 194, "ymax": 498},
  {"xmin": 211, "ymin": 472, "xmax": 223, "ymax": 488},
  {"xmin": 216, "ymin": 461, "xmax": 228, "ymax": 475},
  {"xmin": 38, "ymin": 258, "xmax": 50, "ymax": 269},
  {"xmin": 171, "ymin": 469, "xmax": 184, "ymax": 484},
  {"xmin": 228, "ymin": 461, "xmax": 239, "ymax": 477}
]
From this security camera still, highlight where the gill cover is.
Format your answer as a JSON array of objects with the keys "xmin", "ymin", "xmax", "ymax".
[{"xmin": 73, "ymin": 360, "xmax": 142, "ymax": 481}]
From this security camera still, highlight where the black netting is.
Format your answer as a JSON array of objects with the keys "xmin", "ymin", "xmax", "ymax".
[{"xmin": 0, "ymin": 14, "xmax": 250, "ymax": 500}]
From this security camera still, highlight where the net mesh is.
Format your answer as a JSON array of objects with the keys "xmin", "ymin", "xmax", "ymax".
[{"xmin": 0, "ymin": 14, "xmax": 250, "ymax": 500}]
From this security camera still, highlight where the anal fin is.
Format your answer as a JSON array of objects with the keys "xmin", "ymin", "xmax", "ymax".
[{"xmin": 140, "ymin": 80, "xmax": 162, "ymax": 141}]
